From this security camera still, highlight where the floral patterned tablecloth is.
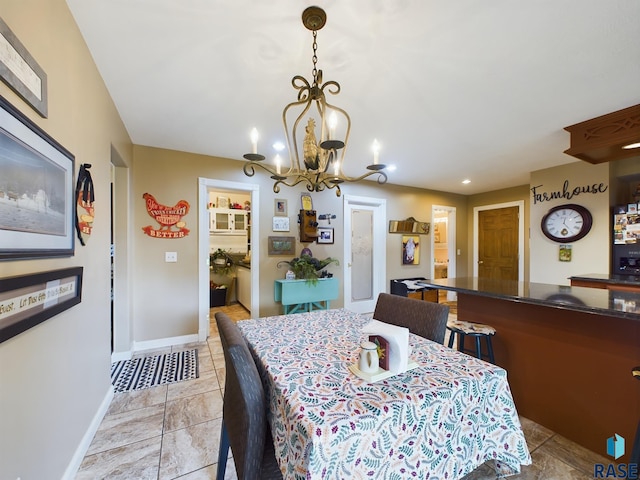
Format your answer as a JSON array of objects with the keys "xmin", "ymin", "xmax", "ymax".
[{"xmin": 238, "ymin": 309, "xmax": 531, "ymax": 479}]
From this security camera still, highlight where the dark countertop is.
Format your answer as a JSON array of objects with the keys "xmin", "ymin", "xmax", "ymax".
[
  {"xmin": 416, "ymin": 277, "xmax": 640, "ymax": 320},
  {"xmin": 569, "ymin": 273, "xmax": 640, "ymax": 285}
]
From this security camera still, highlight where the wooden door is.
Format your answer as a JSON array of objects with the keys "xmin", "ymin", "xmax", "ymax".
[{"xmin": 478, "ymin": 206, "xmax": 519, "ymax": 280}]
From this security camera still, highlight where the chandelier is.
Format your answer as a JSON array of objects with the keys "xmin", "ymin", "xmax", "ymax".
[{"xmin": 242, "ymin": 6, "xmax": 387, "ymax": 197}]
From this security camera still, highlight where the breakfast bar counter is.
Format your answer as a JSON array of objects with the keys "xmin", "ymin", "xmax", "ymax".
[{"xmin": 417, "ymin": 277, "xmax": 640, "ymax": 462}]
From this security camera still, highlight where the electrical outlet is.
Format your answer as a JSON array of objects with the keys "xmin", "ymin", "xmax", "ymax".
[{"xmin": 165, "ymin": 252, "xmax": 177, "ymax": 262}]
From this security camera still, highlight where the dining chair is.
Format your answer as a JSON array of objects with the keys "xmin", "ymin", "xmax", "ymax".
[
  {"xmin": 215, "ymin": 312, "xmax": 283, "ymax": 480},
  {"xmin": 373, "ymin": 292, "xmax": 449, "ymax": 344}
]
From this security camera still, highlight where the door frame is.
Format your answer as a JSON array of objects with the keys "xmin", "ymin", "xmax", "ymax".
[
  {"xmin": 473, "ymin": 201, "xmax": 525, "ymax": 280},
  {"xmin": 430, "ymin": 205, "xmax": 457, "ymax": 281},
  {"xmin": 343, "ymin": 194, "xmax": 386, "ymax": 314},
  {"xmin": 198, "ymin": 178, "xmax": 259, "ymax": 341}
]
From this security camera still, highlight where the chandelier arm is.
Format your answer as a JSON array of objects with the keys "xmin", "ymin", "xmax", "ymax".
[{"xmin": 319, "ymin": 79, "xmax": 341, "ymax": 96}]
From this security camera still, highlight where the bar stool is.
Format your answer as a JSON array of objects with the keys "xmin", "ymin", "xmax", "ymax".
[{"xmin": 447, "ymin": 319, "xmax": 496, "ymax": 363}]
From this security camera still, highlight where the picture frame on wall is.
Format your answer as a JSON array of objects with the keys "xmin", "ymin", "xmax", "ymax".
[
  {"xmin": 317, "ymin": 227, "xmax": 334, "ymax": 244},
  {"xmin": 0, "ymin": 18, "xmax": 48, "ymax": 118},
  {"xmin": 0, "ymin": 267, "xmax": 83, "ymax": 343},
  {"xmin": 268, "ymin": 236, "xmax": 295, "ymax": 255},
  {"xmin": 274, "ymin": 198, "xmax": 287, "ymax": 216},
  {"xmin": 0, "ymin": 95, "xmax": 75, "ymax": 260},
  {"xmin": 402, "ymin": 235, "xmax": 420, "ymax": 265}
]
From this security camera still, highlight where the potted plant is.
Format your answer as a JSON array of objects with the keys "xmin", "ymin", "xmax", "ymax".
[
  {"xmin": 278, "ymin": 253, "xmax": 339, "ymax": 285},
  {"xmin": 210, "ymin": 248, "xmax": 235, "ymax": 276}
]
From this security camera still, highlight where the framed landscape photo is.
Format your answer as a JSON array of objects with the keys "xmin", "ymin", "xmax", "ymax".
[
  {"xmin": 268, "ymin": 236, "xmax": 295, "ymax": 255},
  {"xmin": 0, "ymin": 95, "xmax": 75, "ymax": 260}
]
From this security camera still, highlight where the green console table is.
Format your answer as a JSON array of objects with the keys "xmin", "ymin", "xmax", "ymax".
[{"xmin": 274, "ymin": 278, "xmax": 339, "ymax": 314}]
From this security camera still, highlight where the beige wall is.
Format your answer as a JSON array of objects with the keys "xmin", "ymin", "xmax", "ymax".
[
  {"xmin": 530, "ymin": 162, "xmax": 610, "ymax": 284},
  {"xmin": 0, "ymin": 1, "xmax": 132, "ymax": 479},
  {"xmin": 131, "ymin": 146, "xmax": 469, "ymax": 325}
]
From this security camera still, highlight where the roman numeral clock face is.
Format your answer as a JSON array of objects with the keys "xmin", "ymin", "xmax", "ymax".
[{"xmin": 541, "ymin": 204, "xmax": 593, "ymax": 243}]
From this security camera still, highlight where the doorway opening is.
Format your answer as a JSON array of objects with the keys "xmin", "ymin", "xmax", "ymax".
[
  {"xmin": 430, "ymin": 205, "xmax": 456, "ymax": 302},
  {"xmin": 198, "ymin": 178, "xmax": 259, "ymax": 341}
]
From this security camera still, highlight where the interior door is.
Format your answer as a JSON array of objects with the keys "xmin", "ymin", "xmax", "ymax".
[
  {"xmin": 478, "ymin": 206, "xmax": 519, "ymax": 280},
  {"xmin": 343, "ymin": 195, "xmax": 386, "ymax": 314}
]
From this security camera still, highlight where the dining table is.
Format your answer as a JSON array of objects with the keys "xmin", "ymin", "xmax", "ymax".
[{"xmin": 237, "ymin": 308, "xmax": 531, "ymax": 479}]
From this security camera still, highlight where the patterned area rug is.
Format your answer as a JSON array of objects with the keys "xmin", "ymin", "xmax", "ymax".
[{"xmin": 111, "ymin": 349, "xmax": 199, "ymax": 393}]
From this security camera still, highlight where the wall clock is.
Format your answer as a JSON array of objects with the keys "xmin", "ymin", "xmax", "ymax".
[{"xmin": 541, "ymin": 203, "xmax": 592, "ymax": 243}]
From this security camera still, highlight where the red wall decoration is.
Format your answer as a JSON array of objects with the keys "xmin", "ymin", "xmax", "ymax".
[{"xmin": 141, "ymin": 192, "xmax": 190, "ymax": 238}]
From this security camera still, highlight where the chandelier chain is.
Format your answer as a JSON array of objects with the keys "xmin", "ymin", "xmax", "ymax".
[{"xmin": 312, "ymin": 30, "xmax": 319, "ymax": 87}]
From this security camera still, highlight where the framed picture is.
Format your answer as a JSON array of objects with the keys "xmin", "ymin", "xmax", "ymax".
[
  {"xmin": 559, "ymin": 244, "xmax": 572, "ymax": 262},
  {"xmin": 268, "ymin": 236, "xmax": 295, "ymax": 255},
  {"xmin": 402, "ymin": 235, "xmax": 420, "ymax": 265},
  {"xmin": 0, "ymin": 95, "xmax": 75, "ymax": 260},
  {"xmin": 216, "ymin": 196, "xmax": 229, "ymax": 209},
  {"xmin": 301, "ymin": 193, "xmax": 313, "ymax": 211},
  {"xmin": 0, "ymin": 18, "xmax": 48, "ymax": 118},
  {"xmin": 0, "ymin": 267, "xmax": 83, "ymax": 343},
  {"xmin": 317, "ymin": 227, "xmax": 334, "ymax": 244},
  {"xmin": 273, "ymin": 217, "xmax": 290, "ymax": 232},
  {"xmin": 628, "ymin": 203, "xmax": 638, "ymax": 214},
  {"xmin": 272, "ymin": 217, "xmax": 289, "ymax": 232},
  {"xmin": 274, "ymin": 198, "xmax": 287, "ymax": 216}
]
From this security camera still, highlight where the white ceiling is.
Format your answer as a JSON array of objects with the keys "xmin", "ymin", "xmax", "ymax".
[{"xmin": 66, "ymin": 0, "xmax": 640, "ymax": 195}]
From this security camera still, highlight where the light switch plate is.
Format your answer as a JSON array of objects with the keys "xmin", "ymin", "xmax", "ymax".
[{"xmin": 165, "ymin": 252, "xmax": 177, "ymax": 262}]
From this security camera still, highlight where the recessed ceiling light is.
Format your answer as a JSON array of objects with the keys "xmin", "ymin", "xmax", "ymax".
[
  {"xmin": 386, "ymin": 164, "xmax": 397, "ymax": 172},
  {"xmin": 622, "ymin": 142, "xmax": 640, "ymax": 150},
  {"xmin": 462, "ymin": 179, "xmax": 471, "ymax": 184},
  {"xmin": 272, "ymin": 142, "xmax": 285, "ymax": 151}
]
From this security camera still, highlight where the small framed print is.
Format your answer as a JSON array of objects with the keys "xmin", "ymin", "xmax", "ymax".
[
  {"xmin": 317, "ymin": 227, "xmax": 334, "ymax": 244},
  {"xmin": 628, "ymin": 203, "xmax": 638, "ymax": 214},
  {"xmin": 217, "ymin": 196, "xmax": 229, "ymax": 209},
  {"xmin": 559, "ymin": 244, "xmax": 572, "ymax": 262},
  {"xmin": 301, "ymin": 193, "xmax": 313, "ymax": 211},
  {"xmin": 402, "ymin": 235, "xmax": 420, "ymax": 265},
  {"xmin": 274, "ymin": 198, "xmax": 288, "ymax": 216},
  {"xmin": 273, "ymin": 217, "xmax": 290, "ymax": 232},
  {"xmin": 268, "ymin": 236, "xmax": 295, "ymax": 255}
]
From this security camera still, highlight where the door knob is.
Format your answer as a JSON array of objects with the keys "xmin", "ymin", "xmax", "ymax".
[{"xmin": 478, "ymin": 260, "xmax": 484, "ymax": 264}]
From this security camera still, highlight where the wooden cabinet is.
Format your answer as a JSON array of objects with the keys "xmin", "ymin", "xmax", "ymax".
[
  {"xmin": 209, "ymin": 208, "xmax": 247, "ymax": 232},
  {"xmin": 274, "ymin": 278, "xmax": 339, "ymax": 314}
]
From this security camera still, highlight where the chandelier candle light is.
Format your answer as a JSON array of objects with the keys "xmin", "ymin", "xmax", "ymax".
[{"xmin": 242, "ymin": 6, "xmax": 388, "ymax": 197}]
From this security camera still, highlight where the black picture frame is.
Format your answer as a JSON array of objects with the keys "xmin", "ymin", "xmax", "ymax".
[
  {"xmin": 0, "ymin": 95, "xmax": 75, "ymax": 260},
  {"xmin": 0, "ymin": 17, "xmax": 48, "ymax": 117},
  {"xmin": 317, "ymin": 227, "xmax": 334, "ymax": 244},
  {"xmin": 0, "ymin": 267, "xmax": 83, "ymax": 343}
]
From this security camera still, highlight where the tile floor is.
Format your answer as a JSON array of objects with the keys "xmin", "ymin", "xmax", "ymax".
[{"xmin": 76, "ymin": 304, "xmax": 609, "ymax": 479}]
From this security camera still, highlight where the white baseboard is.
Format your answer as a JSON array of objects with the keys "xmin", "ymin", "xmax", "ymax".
[
  {"xmin": 132, "ymin": 333, "xmax": 200, "ymax": 353},
  {"xmin": 111, "ymin": 350, "xmax": 132, "ymax": 362},
  {"xmin": 61, "ymin": 385, "xmax": 114, "ymax": 480}
]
